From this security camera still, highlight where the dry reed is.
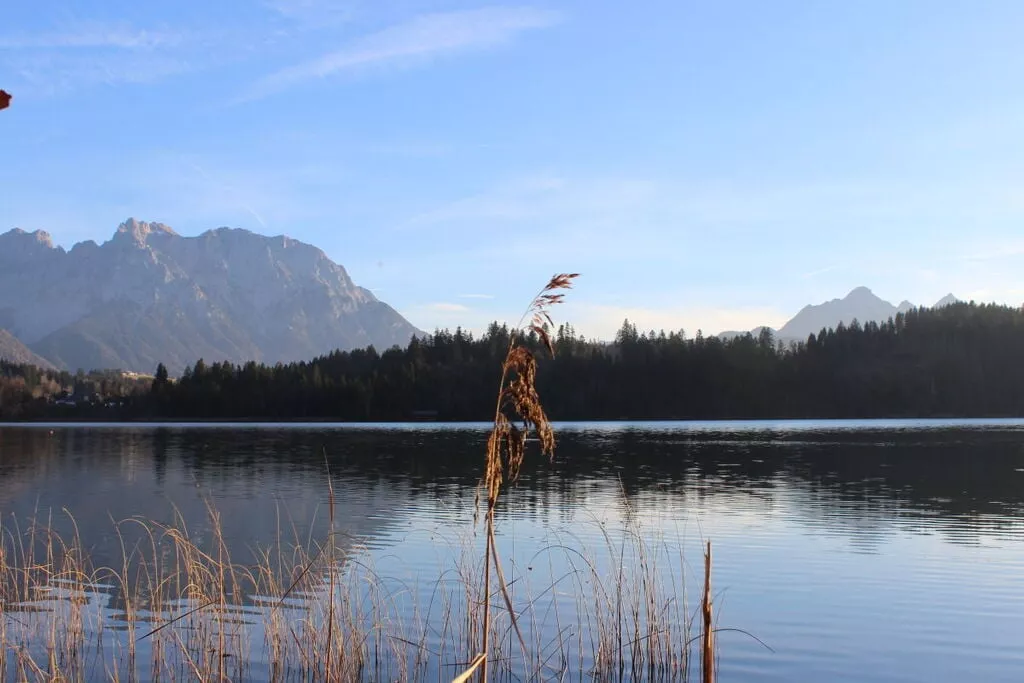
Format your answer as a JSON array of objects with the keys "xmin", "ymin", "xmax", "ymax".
[
  {"xmin": 0, "ymin": 501, "xmax": 718, "ymax": 682},
  {"xmin": 475, "ymin": 273, "xmax": 578, "ymax": 683},
  {"xmin": 460, "ymin": 272, "xmax": 717, "ymax": 683}
]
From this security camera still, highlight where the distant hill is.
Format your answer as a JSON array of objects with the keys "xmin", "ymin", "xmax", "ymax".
[
  {"xmin": 717, "ymin": 326, "xmax": 775, "ymax": 342},
  {"xmin": 0, "ymin": 219, "xmax": 423, "ymax": 374},
  {"xmin": 719, "ymin": 287, "xmax": 961, "ymax": 343},
  {"xmin": 0, "ymin": 328, "xmax": 55, "ymax": 369}
]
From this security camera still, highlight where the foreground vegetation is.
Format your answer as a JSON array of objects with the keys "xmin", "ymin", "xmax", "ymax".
[
  {"xmin": 1, "ymin": 274, "xmax": 725, "ymax": 682},
  {"xmin": 0, "ymin": 501, "xmax": 712, "ymax": 682},
  {"xmin": 3, "ymin": 300, "xmax": 1023, "ymax": 421}
]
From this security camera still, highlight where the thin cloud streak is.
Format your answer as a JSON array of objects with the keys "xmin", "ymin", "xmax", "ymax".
[
  {"xmin": 8, "ymin": 54, "xmax": 194, "ymax": 96},
  {"xmin": 263, "ymin": 0, "xmax": 358, "ymax": 23},
  {"xmin": 0, "ymin": 23, "xmax": 183, "ymax": 50},
  {"xmin": 0, "ymin": 20, "xmax": 216, "ymax": 96},
  {"xmin": 241, "ymin": 6, "xmax": 561, "ymax": 100},
  {"xmin": 800, "ymin": 264, "xmax": 843, "ymax": 279}
]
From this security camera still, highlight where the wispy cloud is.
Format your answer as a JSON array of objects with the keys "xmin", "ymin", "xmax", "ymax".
[
  {"xmin": 0, "ymin": 22, "xmax": 183, "ymax": 50},
  {"xmin": 241, "ymin": 6, "xmax": 561, "ymax": 100},
  {"xmin": 8, "ymin": 53, "xmax": 194, "ymax": 95},
  {"xmin": 264, "ymin": 0, "xmax": 358, "ymax": 24},
  {"xmin": 424, "ymin": 302, "xmax": 470, "ymax": 312},
  {"xmin": 0, "ymin": 20, "xmax": 205, "ymax": 96},
  {"xmin": 800, "ymin": 263, "xmax": 843, "ymax": 279}
]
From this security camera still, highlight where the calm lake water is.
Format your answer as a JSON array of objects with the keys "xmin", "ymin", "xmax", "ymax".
[{"xmin": 2, "ymin": 419, "xmax": 1024, "ymax": 681}]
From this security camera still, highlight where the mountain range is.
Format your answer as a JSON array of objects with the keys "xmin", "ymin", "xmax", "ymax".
[
  {"xmin": 719, "ymin": 286, "xmax": 960, "ymax": 343},
  {"xmin": 0, "ymin": 219, "xmax": 422, "ymax": 374},
  {"xmin": 0, "ymin": 219, "xmax": 965, "ymax": 373}
]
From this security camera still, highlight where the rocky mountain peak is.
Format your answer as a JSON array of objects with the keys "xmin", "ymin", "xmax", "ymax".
[
  {"xmin": 202, "ymin": 226, "xmax": 253, "ymax": 239},
  {"xmin": 0, "ymin": 228, "xmax": 63, "ymax": 264},
  {"xmin": 113, "ymin": 218, "xmax": 178, "ymax": 245},
  {"xmin": 2, "ymin": 227, "xmax": 56, "ymax": 248}
]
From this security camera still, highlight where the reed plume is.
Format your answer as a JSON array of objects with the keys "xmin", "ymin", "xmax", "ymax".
[{"xmin": 468, "ymin": 273, "xmax": 578, "ymax": 683}]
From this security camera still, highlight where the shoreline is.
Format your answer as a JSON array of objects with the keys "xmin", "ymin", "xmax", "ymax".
[{"xmin": 3, "ymin": 415, "xmax": 1024, "ymax": 427}]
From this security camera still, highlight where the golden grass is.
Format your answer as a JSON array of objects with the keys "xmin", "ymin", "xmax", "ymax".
[
  {"xmin": 0, "ymin": 502, "xmax": 713, "ymax": 682},
  {"xmin": 0, "ymin": 273, "xmax": 722, "ymax": 682}
]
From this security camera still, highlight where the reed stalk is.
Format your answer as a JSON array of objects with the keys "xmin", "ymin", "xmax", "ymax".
[
  {"xmin": 469, "ymin": 273, "xmax": 577, "ymax": 683},
  {"xmin": 702, "ymin": 541, "xmax": 715, "ymax": 683}
]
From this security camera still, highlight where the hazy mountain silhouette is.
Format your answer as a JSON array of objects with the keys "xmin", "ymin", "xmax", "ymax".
[
  {"xmin": 720, "ymin": 287, "xmax": 961, "ymax": 343},
  {"xmin": 777, "ymin": 286, "xmax": 915, "ymax": 340}
]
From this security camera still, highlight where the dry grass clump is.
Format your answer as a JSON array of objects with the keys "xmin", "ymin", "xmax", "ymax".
[
  {"xmin": 2, "ymin": 499, "xmax": 720, "ymax": 679},
  {"xmin": 0, "ymin": 502, "xmax": 717, "ymax": 682},
  {"xmin": 0, "ymin": 503, "xmax": 389, "ymax": 682}
]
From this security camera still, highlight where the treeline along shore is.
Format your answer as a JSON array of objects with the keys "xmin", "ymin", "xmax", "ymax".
[{"xmin": 2, "ymin": 301, "xmax": 1023, "ymax": 421}]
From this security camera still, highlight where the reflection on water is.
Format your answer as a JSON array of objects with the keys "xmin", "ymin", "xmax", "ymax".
[{"xmin": 2, "ymin": 420, "xmax": 1024, "ymax": 681}]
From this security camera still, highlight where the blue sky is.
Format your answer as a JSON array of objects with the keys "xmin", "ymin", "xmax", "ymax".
[{"xmin": 2, "ymin": 1, "xmax": 1024, "ymax": 339}]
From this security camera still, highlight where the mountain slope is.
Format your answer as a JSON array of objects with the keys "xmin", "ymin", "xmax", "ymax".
[
  {"xmin": 0, "ymin": 219, "xmax": 422, "ymax": 374},
  {"xmin": 0, "ymin": 328, "xmax": 56, "ymax": 369}
]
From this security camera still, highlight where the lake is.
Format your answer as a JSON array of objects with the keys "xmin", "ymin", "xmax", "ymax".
[{"xmin": 2, "ymin": 420, "xmax": 1024, "ymax": 681}]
